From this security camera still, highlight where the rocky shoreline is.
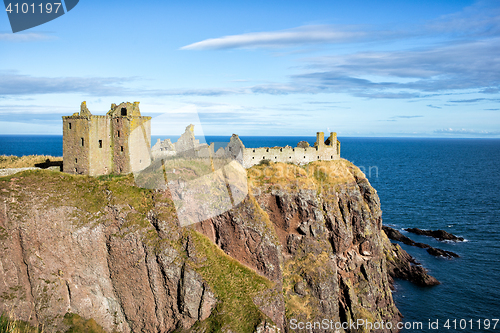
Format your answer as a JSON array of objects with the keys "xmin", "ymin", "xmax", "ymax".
[{"xmin": 383, "ymin": 226, "xmax": 460, "ymax": 259}]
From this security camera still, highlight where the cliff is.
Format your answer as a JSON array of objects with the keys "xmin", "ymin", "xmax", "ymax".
[{"xmin": 0, "ymin": 160, "xmax": 406, "ymax": 332}]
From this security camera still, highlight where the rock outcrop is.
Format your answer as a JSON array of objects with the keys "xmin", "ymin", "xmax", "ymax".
[
  {"xmin": 405, "ymin": 228, "xmax": 464, "ymax": 242},
  {"xmin": 383, "ymin": 226, "xmax": 459, "ymax": 259},
  {"xmin": 383, "ymin": 242, "xmax": 440, "ymax": 287},
  {"xmin": 0, "ymin": 160, "xmax": 419, "ymax": 332}
]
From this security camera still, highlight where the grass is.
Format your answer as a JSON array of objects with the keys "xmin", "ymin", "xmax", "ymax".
[
  {"xmin": 0, "ymin": 313, "xmax": 108, "ymax": 333},
  {"xmin": 247, "ymin": 159, "xmax": 360, "ymax": 193},
  {"xmin": 0, "ymin": 313, "xmax": 41, "ymax": 333},
  {"xmin": 62, "ymin": 313, "xmax": 107, "ymax": 333},
  {"xmin": 188, "ymin": 230, "xmax": 274, "ymax": 333},
  {"xmin": 0, "ymin": 156, "xmax": 62, "ymax": 170}
]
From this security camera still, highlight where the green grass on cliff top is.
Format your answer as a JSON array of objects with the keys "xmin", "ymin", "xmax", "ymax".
[
  {"xmin": 188, "ymin": 230, "xmax": 273, "ymax": 333},
  {"xmin": 247, "ymin": 159, "xmax": 360, "ymax": 191},
  {"xmin": 0, "ymin": 155, "xmax": 62, "ymax": 169}
]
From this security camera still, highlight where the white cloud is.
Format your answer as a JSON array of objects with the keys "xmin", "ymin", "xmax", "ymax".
[
  {"xmin": 181, "ymin": 25, "xmax": 366, "ymax": 50},
  {"xmin": 0, "ymin": 33, "xmax": 54, "ymax": 42}
]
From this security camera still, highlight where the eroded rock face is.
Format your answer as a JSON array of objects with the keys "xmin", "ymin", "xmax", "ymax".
[
  {"xmin": 0, "ymin": 174, "xmax": 217, "ymax": 333},
  {"xmin": 0, "ymin": 161, "xmax": 404, "ymax": 332},
  {"xmin": 196, "ymin": 162, "xmax": 402, "ymax": 332}
]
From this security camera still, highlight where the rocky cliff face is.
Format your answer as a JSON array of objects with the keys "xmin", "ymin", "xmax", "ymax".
[{"xmin": 0, "ymin": 160, "xmax": 402, "ymax": 332}]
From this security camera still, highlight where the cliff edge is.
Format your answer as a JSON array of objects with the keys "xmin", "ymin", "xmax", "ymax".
[{"xmin": 0, "ymin": 160, "xmax": 408, "ymax": 332}]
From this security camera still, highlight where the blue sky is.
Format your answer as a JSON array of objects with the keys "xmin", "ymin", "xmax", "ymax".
[{"xmin": 1, "ymin": 0, "xmax": 499, "ymax": 137}]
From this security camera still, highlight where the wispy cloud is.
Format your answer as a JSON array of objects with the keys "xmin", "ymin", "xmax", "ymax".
[
  {"xmin": 427, "ymin": 104, "xmax": 442, "ymax": 109},
  {"xmin": 434, "ymin": 128, "xmax": 500, "ymax": 135},
  {"xmin": 0, "ymin": 72, "xmax": 136, "ymax": 96},
  {"xmin": 176, "ymin": 0, "xmax": 500, "ymax": 101},
  {"xmin": 181, "ymin": 25, "xmax": 368, "ymax": 50},
  {"xmin": 289, "ymin": 38, "xmax": 500, "ymax": 97},
  {"xmin": 0, "ymin": 32, "xmax": 54, "ymax": 42},
  {"xmin": 448, "ymin": 98, "xmax": 500, "ymax": 103},
  {"xmin": 391, "ymin": 115, "xmax": 423, "ymax": 119},
  {"xmin": 426, "ymin": 0, "xmax": 500, "ymax": 38}
]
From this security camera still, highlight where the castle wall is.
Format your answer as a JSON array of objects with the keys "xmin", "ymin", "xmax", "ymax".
[
  {"xmin": 241, "ymin": 145, "xmax": 339, "ymax": 168},
  {"xmin": 111, "ymin": 117, "xmax": 131, "ymax": 174},
  {"xmin": 88, "ymin": 116, "xmax": 113, "ymax": 176},
  {"xmin": 62, "ymin": 116, "xmax": 91, "ymax": 175},
  {"xmin": 128, "ymin": 117, "xmax": 152, "ymax": 173}
]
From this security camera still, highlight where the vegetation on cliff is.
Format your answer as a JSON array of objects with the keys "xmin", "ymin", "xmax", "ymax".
[
  {"xmin": 0, "ymin": 159, "xmax": 420, "ymax": 332},
  {"xmin": 0, "ymin": 156, "xmax": 62, "ymax": 170}
]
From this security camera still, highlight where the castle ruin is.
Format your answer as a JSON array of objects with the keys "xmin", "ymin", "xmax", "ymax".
[
  {"xmin": 150, "ymin": 125, "xmax": 341, "ymax": 168},
  {"xmin": 62, "ymin": 102, "xmax": 151, "ymax": 176},
  {"xmin": 63, "ymin": 102, "xmax": 340, "ymax": 176}
]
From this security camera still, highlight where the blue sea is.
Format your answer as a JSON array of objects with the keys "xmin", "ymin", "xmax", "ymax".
[{"xmin": 1, "ymin": 135, "xmax": 500, "ymax": 332}]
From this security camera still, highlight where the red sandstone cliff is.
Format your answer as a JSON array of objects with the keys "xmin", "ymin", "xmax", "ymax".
[{"xmin": 0, "ymin": 160, "xmax": 416, "ymax": 332}]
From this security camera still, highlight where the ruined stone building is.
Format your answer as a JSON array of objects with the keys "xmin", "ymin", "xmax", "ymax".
[
  {"xmin": 151, "ymin": 125, "xmax": 341, "ymax": 168},
  {"xmin": 224, "ymin": 131, "xmax": 341, "ymax": 168},
  {"xmin": 63, "ymin": 101, "xmax": 340, "ymax": 176},
  {"xmin": 62, "ymin": 102, "xmax": 152, "ymax": 176}
]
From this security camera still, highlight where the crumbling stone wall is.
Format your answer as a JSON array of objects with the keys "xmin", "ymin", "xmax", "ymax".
[
  {"xmin": 151, "ymin": 128, "xmax": 341, "ymax": 170},
  {"xmin": 224, "ymin": 132, "xmax": 341, "ymax": 168}
]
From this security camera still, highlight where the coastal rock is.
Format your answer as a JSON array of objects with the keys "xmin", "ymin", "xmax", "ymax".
[
  {"xmin": 384, "ymin": 241, "xmax": 440, "ymax": 287},
  {"xmin": 383, "ymin": 225, "xmax": 460, "ymax": 259},
  {"xmin": 427, "ymin": 247, "xmax": 460, "ymax": 258},
  {"xmin": 405, "ymin": 228, "xmax": 464, "ymax": 242},
  {"xmin": 1, "ymin": 161, "xmax": 403, "ymax": 332}
]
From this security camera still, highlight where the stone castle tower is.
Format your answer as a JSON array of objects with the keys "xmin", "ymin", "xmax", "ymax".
[{"xmin": 62, "ymin": 101, "xmax": 152, "ymax": 176}]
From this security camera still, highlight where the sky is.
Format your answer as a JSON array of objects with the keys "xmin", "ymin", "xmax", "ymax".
[{"xmin": 0, "ymin": 0, "xmax": 499, "ymax": 137}]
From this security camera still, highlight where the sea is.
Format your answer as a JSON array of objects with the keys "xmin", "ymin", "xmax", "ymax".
[{"xmin": 1, "ymin": 135, "xmax": 499, "ymax": 332}]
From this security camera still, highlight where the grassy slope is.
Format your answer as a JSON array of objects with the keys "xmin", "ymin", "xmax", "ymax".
[{"xmin": 0, "ymin": 156, "xmax": 62, "ymax": 170}]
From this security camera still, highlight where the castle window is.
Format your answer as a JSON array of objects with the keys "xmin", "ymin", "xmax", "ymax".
[
  {"xmin": 121, "ymin": 146, "xmax": 124, "ymax": 152},
  {"xmin": 275, "ymin": 156, "xmax": 277, "ymax": 159},
  {"xmin": 318, "ymin": 156, "xmax": 320, "ymax": 159},
  {"xmin": 263, "ymin": 156, "xmax": 265, "ymax": 159},
  {"xmin": 81, "ymin": 138, "xmax": 84, "ymax": 146},
  {"xmin": 253, "ymin": 149, "xmax": 255, "ymax": 153},
  {"xmin": 304, "ymin": 156, "xmax": 306, "ymax": 158},
  {"xmin": 75, "ymin": 158, "xmax": 77, "ymax": 163},
  {"xmin": 280, "ymin": 148, "xmax": 282, "ymax": 152},
  {"xmin": 289, "ymin": 156, "xmax": 291, "ymax": 159},
  {"xmin": 68, "ymin": 123, "xmax": 72, "ymax": 130},
  {"xmin": 117, "ymin": 130, "xmax": 120, "ymax": 138},
  {"xmin": 121, "ymin": 108, "xmax": 127, "ymax": 116},
  {"xmin": 252, "ymin": 157, "xmax": 254, "ymax": 159},
  {"xmin": 266, "ymin": 148, "xmax": 269, "ymax": 152},
  {"xmin": 99, "ymin": 140, "xmax": 102, "ymax": 148}
]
